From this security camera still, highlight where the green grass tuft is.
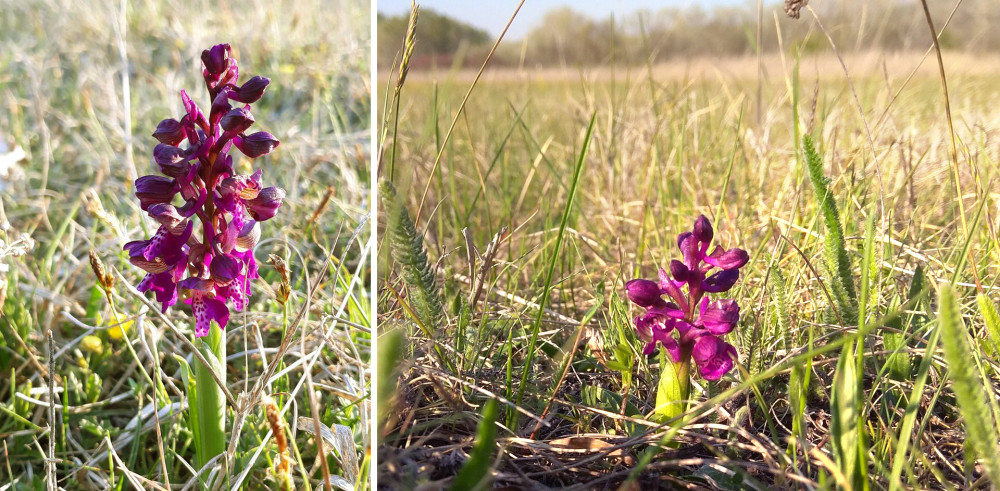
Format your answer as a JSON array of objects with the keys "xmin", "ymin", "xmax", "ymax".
[
  {"xmin": 940, "ymin": 285, "xmax": 1000, "ymax": 484},
  {"xmin": 802, "ymin": 135, "xmax": 857, "ymax": 323}
]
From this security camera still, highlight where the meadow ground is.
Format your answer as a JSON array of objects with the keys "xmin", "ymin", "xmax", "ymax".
[
  {"xmin": 377, "ymin": 45, "xmax": 1000, "ymax": 489},
  {"xmin": 0, "ymin": 0, "xmax": 371, "ymax": 489}
]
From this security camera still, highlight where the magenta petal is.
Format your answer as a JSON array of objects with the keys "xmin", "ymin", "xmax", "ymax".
[
  {"xmin": 137, "ymin": 272, "xmax": 178, "ymax": 313},
  {"xmin": 704, "ymin": 247, "xmax": 749, "ymax": 271},
  {"xmin": 692, "ymin": 336, "xmax": 737, "ymax": 380},
  {"xmin": 661, "ymin": 336, "xmax": 682, "ymax": 363},
  {"xmin": 625, "ymin": 279, "xmax": 665, "ymax": 308},
  {"xmin": 191, "ymin": 294, "xmax": 230, "ymax": 337},
  {"xmin": 134, "ymin": 175, "xmax": 179, "ymax": 210},
  {"xmin": 216, "ymin": 280, "xmax": 248, "ymax": 311},
  {"xmin": 678, "ymin": 232, "xmax": 704, "ymax": 269},
  {"xmin": 702, "ymin": 269, "xmax": 739, "ymax": 293},
  {"xmin": 642, "ymin": 342, "xmax": 657, "ymax": 356},
  {"xmin": 698, "ymin": 297, "xmax": 740, "ymax": 334}
]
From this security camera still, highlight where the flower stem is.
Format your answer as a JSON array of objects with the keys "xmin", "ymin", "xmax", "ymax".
[
  {"xmin": 194, "ymin": 324, "xmax": 227, "ymax": 469},
  {"xmin": 654, "ymin": 353, "xmax": 691, "ymax": 424}
]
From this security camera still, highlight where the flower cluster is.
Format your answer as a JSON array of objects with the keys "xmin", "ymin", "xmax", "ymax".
[
  {"xmin": 626, "ymin": 215, "xmax": 748, "ymax": 380},
  {"xmin": 124, "ymin": 44, "xmax": 284, "ymax": 337}
]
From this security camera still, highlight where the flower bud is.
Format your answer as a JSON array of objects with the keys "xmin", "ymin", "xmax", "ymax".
[
  {"xmin": 210, "ymin": 253, "xmax": 242, "ymax": 286},
  {"xmin": 247, "ymin": 187, "xmax": 285, "ymax": 221},
  {"xmin": 669, "ymin": 259, "xmax": 690, "ymax": 282},
  {"xmin": 701, "ymin": 269, "xmax": 739, "ymax": 293},
  {"xmin": 152, "ymin": 118, "xmax": 185, "ymax": 145},
  {"xmin": 201, "ymin": 43, "xmax": 231, "ymax": 75},
  {"xmin": 625, "ymin": 279, "xmax": 663, "ymax": 308},
  {"xmin": 134, "ymin": 175, "xmax": 178, "ymax": 210},
  {"xmin": 693, "ymin": 215, "xmax": 713, "ymax": 244},
  {"xmin": 221, "ymin": 107, "xmax": 255, "ymax": 133},
  {"xmin": 233, "ymin": 76, "xmax": 269, "ymax": 104},
  {"xmin": 235, "ymin": 131, "xmax": 279, "ymax": 158},
  {"xmin": 153, "ymin": 144, "xmax": 189, "ymax": 178}
]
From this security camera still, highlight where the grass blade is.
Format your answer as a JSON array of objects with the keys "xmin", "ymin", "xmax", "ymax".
[
  {"xmin": 512, "ymin": 113, "xmax": 595, "ymax": 429},
  {"xmin": 450, "ymin": 399, "xmax": 499, "ymax": 491}
]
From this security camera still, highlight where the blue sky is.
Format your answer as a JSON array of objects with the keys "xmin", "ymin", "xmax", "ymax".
[{"xmin": 378, "ymin": 0, "xmax": 746, "ymax": 38}]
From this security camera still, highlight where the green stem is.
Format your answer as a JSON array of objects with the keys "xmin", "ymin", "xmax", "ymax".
[
  {"xmin": 654, "ymin": 353, "xmax": 691, "ymax": 424},
  {"xmin": 194, "ymin": 325, "xmax": 227, "ymax": 469}
]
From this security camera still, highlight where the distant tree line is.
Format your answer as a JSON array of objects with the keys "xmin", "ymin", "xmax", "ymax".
[{"xmin": 377, "ymin": 0, "xmax": 1000, "ymax": 70}]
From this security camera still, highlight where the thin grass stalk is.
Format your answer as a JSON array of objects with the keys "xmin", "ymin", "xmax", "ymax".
[{"xmin": 512, "ymin": 114, "xmax": 595, "ymax": 430}]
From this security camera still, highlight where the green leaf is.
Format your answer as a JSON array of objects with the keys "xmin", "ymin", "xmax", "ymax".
[
  {"xmin": 380, "ymin": 180, "xmax": 445, "ymax": 331},
  {"xmin": 654, "ymin": 357, "xmax": 690, "ymax": 424},
  {"xmin": 377, "ymin": 328, "xmax": 405, "ymax": 428},
  {"xmin": 831, "ymin": 344, "xmax": 867, "ymax": 490},
  {"xmin": 450, "ymin": 399, "xmax": 499, "ymax": 491}
]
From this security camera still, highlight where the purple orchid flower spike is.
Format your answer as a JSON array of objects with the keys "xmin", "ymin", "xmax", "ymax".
[
  {"xmin": 625, "ymin": 215, "xmax": 748, "ymax": 380},
  {"xmin": 124, "ymin": 43, "xmax": 283, "ymax": 338}
]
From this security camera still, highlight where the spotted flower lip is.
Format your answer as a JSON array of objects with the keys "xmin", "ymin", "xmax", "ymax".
[
  {"xmin": 125, "ymin": 43, "xmax": 283, "ymax": 338},
  {"xmin": 626, "ymin": 215, "xmax": 748, "ymax": 380}
]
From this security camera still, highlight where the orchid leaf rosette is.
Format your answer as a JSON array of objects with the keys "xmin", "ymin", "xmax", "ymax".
[
  {"xmin": 626, "ymin": 215, "xmax": 747, "ymax": 422},
  {"xmin": 124, "ymin": 43, "xmax": 283, "ymax": 468}
]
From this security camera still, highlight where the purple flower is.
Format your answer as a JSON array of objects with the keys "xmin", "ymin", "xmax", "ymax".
[
  {"xmin": 235, "ymin": 131, "xmax": 280, "ymax": 158},
  {"xmin": 233, "ymin": 76, "xmax": 270, "ymax": 104},
  {"xmin": 125, "ymin": 43, "xmax": 283, "ymax": 338},
  {"xmin": 152, "ymin": 118, "xmax": 185, "ymax": 145},
  {"xmin": 625, "ymin": 215, "xmax": 748, "ymax": 380}
]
